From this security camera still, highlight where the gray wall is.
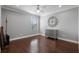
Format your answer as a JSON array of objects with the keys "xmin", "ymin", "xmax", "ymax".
[
  {"xmin": 0, "ymin": 6, "xmax": 1, "ymax": 26},
  {"xmin": 2, "ymin": 9, "xmax": 40, "ymax": 39},
  {"xmin": 40, "ymin": 7, "xmax": 78, "ymax": 42}
]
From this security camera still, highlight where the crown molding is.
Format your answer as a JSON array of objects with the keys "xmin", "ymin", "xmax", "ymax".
[
  {"xmin": 41, "ymin": 6, "xmax": 78, "ymax": 16},
  {"xmin": 2, "ymin": 5, "xmax": 78, "ymax": 16},
  {"xmin": 2, "ymin": 6, "xmax": 30, "ymax": 15}
]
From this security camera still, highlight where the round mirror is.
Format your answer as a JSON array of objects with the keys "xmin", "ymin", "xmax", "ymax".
[{"xmin": 48, "ymin": 16, "xmax": 58, "ymax": 27}]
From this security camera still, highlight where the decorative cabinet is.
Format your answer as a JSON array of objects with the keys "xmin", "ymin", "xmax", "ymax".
[{"xmin": 45, "ymin": 29, "xmax": 58, "ymax": 39}]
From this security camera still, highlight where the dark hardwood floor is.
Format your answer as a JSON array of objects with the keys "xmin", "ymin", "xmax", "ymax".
[{"xmin": 1, "ymin": 35, "xmax": 79, "ymax": 53}]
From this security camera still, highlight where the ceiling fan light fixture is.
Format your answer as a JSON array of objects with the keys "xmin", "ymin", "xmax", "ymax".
[{"xmin": 37, "ymin": 5, "xmax": 40, "ymax": 13}]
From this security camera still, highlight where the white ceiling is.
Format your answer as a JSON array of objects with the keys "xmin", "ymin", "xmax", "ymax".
[{"xmin": 2, "ymin": 5, "xmax": 78, "ymax": 16}]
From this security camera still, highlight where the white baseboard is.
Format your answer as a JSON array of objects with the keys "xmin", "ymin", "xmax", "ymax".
[
  {"xmin": 10, "ymin": 33, "xmax": 79, "ymax": 44},
  {"xmin": 40, "ymin": 34, "xmax": 79, "ymax": 44},
  {"xmin": 10, "ymin": 33, "xmax": 40, "ymax": 41},
  {"xmin": 41, "ymin": 34, "xmax": 45, "ymax": 36},
  {"xmin": 58, "ymin": 37, "xmax": 79, "ymax": 44}
]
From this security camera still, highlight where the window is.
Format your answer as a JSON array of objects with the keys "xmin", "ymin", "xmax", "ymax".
[{"xmin": 31, "ymin": 16, "xmax": 38, "ymax": 31}]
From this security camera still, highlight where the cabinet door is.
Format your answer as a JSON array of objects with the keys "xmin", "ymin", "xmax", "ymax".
[{"xmin": 45, "ymin": 30, "xmax": 57, "ymax": 39}]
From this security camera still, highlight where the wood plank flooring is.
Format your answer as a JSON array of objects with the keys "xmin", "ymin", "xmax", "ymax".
[{"xmin": 1, "ymin": 35, "xmax": 79, "ymax": 53}]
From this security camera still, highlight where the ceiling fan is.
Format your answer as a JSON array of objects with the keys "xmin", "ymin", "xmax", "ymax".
[{"xmin": 36, "ymin": 5, "xmax": 46, "ymax": 13}]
